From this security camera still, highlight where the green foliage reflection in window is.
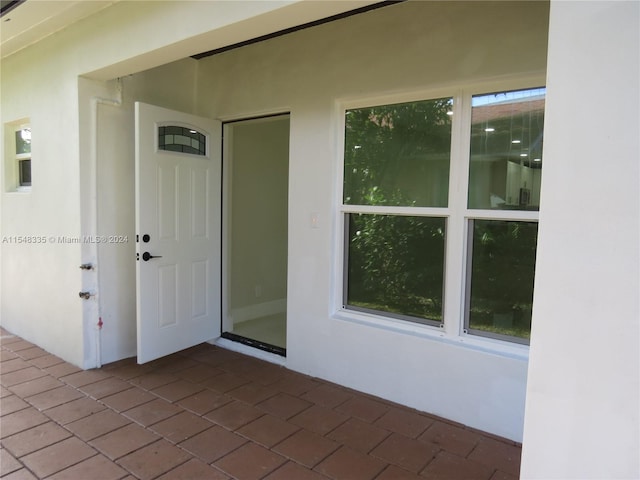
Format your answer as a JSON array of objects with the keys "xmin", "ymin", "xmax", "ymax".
[
  {"xmin": 344, "ymin": 98, "xmax": 453, "ymax": 208},
  {"xmin": 466, "ymin": 220, "xmax": 538, "ymax": 343},
  {"xmin": 346, "ymin": 214, "xmax": 446, "ymax": 324}
]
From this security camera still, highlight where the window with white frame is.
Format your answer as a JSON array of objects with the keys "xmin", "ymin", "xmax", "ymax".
[
  {"xmin": 5, "ymin": 121, "xmax": 32, "ymax": 191},
  {"xmin": 340, "ymin": 86, "xmax": 545, "ymax": 345}
]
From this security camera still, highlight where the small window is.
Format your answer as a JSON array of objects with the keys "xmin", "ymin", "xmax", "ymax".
[
  {"xmin": 18, "ymin": 159, "xmax": 31, "ymax": 186},
  {"xmin": 158, "ymin": 125, "xmax": 206, "ymax": 156},
  {"xmin": 5, "ymin": 122, "xmax": 31, "ymax": 191}
]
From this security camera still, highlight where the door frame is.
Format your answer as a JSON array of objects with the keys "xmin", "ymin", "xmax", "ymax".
[{"xmin": 220, "ymin": 112, "xmax": 291, "ymax": 357}]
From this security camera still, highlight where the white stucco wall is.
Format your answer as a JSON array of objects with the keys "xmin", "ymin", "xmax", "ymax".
[
  {"xmin": 197, "ymin": 0, "xmax": 549, "ymax": 441},
  {"xmin": 2, "ymin": 0, "xmax": 553, "ymax": 442},
  {"xmin": 521, "ymin": 1, "xmax": 640, "ymax": 478},
  {"xmin": 1, "ymin": 34, "xmax": 85, "ymax": 365},
  {"xmin": 1, "ymin": 0, "xmax": 368, "ymax": 368}
]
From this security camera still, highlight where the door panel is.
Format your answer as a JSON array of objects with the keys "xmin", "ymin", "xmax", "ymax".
[{"xmin": 135, "ymin": 102, "xmax": 221, "ymax": 364}]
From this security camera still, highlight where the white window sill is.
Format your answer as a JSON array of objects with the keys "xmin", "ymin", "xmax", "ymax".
[{"xmin": 332, "ymin": 308, "xmax": 530, "ymax": 361}]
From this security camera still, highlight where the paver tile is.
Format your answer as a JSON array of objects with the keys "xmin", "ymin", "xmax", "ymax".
[
  {"xmin": 315, "ymin": 446, "xmax": 386, "ymax": 480},
  {"xmin": 256, "ymin": 392, "xmax": 312, "ymax": 419},
  {"xmin": 65, "ymin": 409, "xmax": 131, "ymax": 441},
  {"xmin": 151, "ymin": 379, "xmax": 205, "ymax": 402},
  {"xmin": 214, "ymin": 442, "xmax": 286, "ymax": 480},
  {"xmin": 301, "ymin": 383, "xmax": 354, "ymax": 408},
  {"xmin": 16, "ymin": 347, "xmax": 48, "ymax": 360},
  {"xmin": 264, "ymin": 461, "xmax": 328, "ymax": 480},
  {"xmin": 149, "ymin": 410, "xmax": 212, "ymax": 443},
  {"xmin": 25, "ymin": 385, "xmax": 84, "ymax": 410},
  {"xmin": 269, "ymin": 372, "xmax": 320, "ymax": 396},
  {"xmin": 28, "ymin": 354, "xmax": 64, "ymax": 369},
  {"xmin": 227, "ymin": 382, "xmax": 278, "ymax": 405},
  {"xmin": 1, "ymin": 448, "xmax": 23, "ymax": 476},
  {"xmin": 204, "ymin": 400, "xmax": 264, "ymax": 430},
  {"xmin": 467, "ymin": 437, "xmax": 522, "ymax": 477},
  {"xmin": 116, "ymin": 440, "xmax": 191, "ymax": 480},
  {"xmin": 60, "ymin": 369, "xmax": 112, "ymax": 387},
  {"xmin": 1, "ymin": 367, "xmax": 47, "ymax": 387},
  {"xmin": 4, "ymin": 340, "xmax": 35, "ymax": 352},
  {"xmin": 204, "ymin": 371, "xmax": 251, "ymax": 393},
  {"xmin": 20, "ymin": 437, "xmax": 96, "ymax": 478},
  {"xmin": 375, "ymin": 465, "xmax": 423, "ymax": 479},
  {"xmin": 128, "ymin": 372, "xmax": 178, "ymax": 391},
  {"xmin": 0, "ymin": 407, "xmax": 49, "ymax": 438},
  {"xmin": 327, "ymin": 417, "xmax": 391, "ymax": 453},
  {"xmin": 273, "ymin": 429, "xmax": 340, "ymax": 468},
  {"xmin": 177, "ymin": 389, "xmax": 233, "ymax": 415},
  {"xmin": 79, "ymin": 377, "xmax": 131, "ymax": 399},
  {"xmin": 8, "ymin": 375, "xmax": 63, "ymax": 398},
  {"xmin": 0, "ymin": 350, "xmax": 19, "ymax": 361},
  {"xmin": 418, "ymin": 420, "xmax": 481, "ymax": 457},
  {"xmin": 2, "ymin": 421, "xmax": 72, "ymax": 457},
  {"xmin": 100, "ymin": 387, "xmax": 156, "ymax": 412},
  {"xmin": 102, "ymin": 361, "xmax": 152, "ymax": 380},
  {"xmin": 46, "ymin": 454, "xmax": 128, "ymax": 480},
  {"xmin": 236, "ymin": 414, "xmax": 300, "ymax": 447},
  {"xmin": 43, "ymin": 363, "xmax": 82, "ymax": 379},
  {"xmin": 175, "ymin": 364, "xmax": 225, "ymax": 383},
  {"xmin": 0, "ymin": 395, "xmax": 29, "ymax": 416},
  {"xmin": 179, "ymin": 425, "xmax": 246, "ymax": 463},
  {"xmin": 335, "ymin": 396, "xmax": 389, "ymax": 423},
  {"xmin": 123, "ymin": 398, "xmax": 181, "ymax": 426},
  {"xmin": 420, "ymin": 450, "xmax": 495, "ymax": 480},
  {"xmin": 290, "ymin": 404, "xmax": 349, "ymax": 435},
  {"xmin": 374, "ymin": 407, "xmax": 434, "ymax": 438},
  {"xmin": 43, "ymin": 396, "xmax": 106, "ymax": 425},
  {"xmin": 370, "ymin": 432, "xmax": 440, "ymax": 473},
  {"xmin": 156, "ymin": 458, "xmax": 230, "ymax": 479},
  {"xmin": 1, "ymin": 358, "xmax": 31, "ymax": 374},
  {"xmin": 90, "ymin": 423, "xmax": 160, "ymax": 460},
  {"xmin": 2, "ymin": 469, "xmax": 38, "ymax": 480}
]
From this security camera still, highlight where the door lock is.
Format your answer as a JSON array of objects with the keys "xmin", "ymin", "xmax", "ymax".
[{"xmin": 142, "ymin": 252, "xmax": 162, "ymax": 261}]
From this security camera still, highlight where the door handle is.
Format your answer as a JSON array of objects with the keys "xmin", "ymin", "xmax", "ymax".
[{"xmin": 142, "ymin": 252, "xmax": 162, "ymax": 261}]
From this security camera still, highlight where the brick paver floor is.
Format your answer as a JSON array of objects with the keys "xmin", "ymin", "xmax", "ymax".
[{"xmin": 0, "ymin": 327, "xmax": 521, "ymax": 479}]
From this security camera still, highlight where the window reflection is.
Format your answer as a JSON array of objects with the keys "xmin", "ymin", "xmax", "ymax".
[
  {"xmin": 468, "ymin": 88, "xmax": 545, "ymax": 210},
  {"xmin": 344, "ymin": 98, "xmax": 453, "ymax": 208}
]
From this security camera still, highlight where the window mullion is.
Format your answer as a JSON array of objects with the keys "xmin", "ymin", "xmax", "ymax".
[{"xmin": 441, "ymin": 90, "xmax": 472, "ymax": 337}]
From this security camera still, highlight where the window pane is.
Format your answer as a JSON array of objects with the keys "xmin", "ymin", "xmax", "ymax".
[
  {"xmin": 345, "ymin": 213, "xmax": 445, "ymax": 324},
  {"xmin": 466, "ymin": 220, "xmax": 538, "ymax": 343},
  {"xmin": 468, "ymin": 88, "xmax": 545, "ymax": 210},
  {"xmin": 15, "ymin": 128, "xmax": 31, "ymax": 155},
  {"xmin": 344, "ymin": 98, "xmax": 452, "ymax": 207},
  {"xmin": 158, "ymin": 125, "xmax": 206, "ymax": 156},
  {"xmin": 19, "ymin": 159, "xmax": 31, "ymax": 186}
]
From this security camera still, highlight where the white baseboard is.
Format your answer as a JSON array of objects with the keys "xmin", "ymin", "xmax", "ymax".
[{"xmin": 231, "ymin": 298, "xmax": 286, "ymax": 324}]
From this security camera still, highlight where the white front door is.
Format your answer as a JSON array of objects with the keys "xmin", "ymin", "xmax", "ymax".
[{"xmin": 135, "ymin": 102, "xmax": 221, "ymax": 364}]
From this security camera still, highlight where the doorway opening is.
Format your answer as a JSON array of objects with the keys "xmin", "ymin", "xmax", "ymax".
[{"xmin": 221, "ymin": 114, "xmax": 290, "ymax": 356}]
